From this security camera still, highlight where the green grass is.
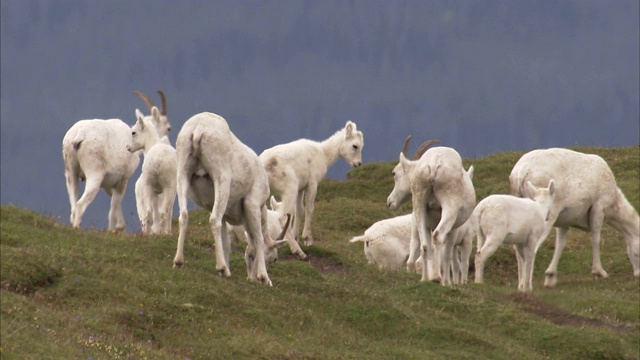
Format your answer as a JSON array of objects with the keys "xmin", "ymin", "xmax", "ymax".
[{"xmin": 2, "ymin": 146, "xmax": 639, "ymax": 359}]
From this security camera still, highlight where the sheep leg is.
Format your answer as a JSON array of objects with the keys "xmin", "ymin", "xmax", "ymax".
[
  {"xmin": 440, "ymin": 231, "xmax": 457, "ymax": 286},
  {"xmin": 588, "ymin": 204, "xmax": 608, "ymax": 278},
  {"xmin": 413, "ymin": 205, "xmax": 436, "ymax": 282},
  {"xmin": 474, "ymin": 234, "xmax": 501, "ymax": 284},
  {"xmin": 72, "ymin": 176, "xmax": 103, "ymax": 228},
  {"xmin": 173, "ymin": 167, "xmax": 192, "ymax": 268},
  {"xmin": 210, "ymin": 180, "xmax": 232, "ymax": 278},
  {"xmin": 451, "ymin": 244, "xmax": 461, "ymax": 285},
  {"xmin": 301, "ymin": 183, "xmax": 317, "ymax": 246},
  {"xmin": 432, "ymin": 206, "xmax": 460, "ymax": 286},
  {"xmin": 151, "ymin": 193, "xmax": 161, "ymax": 234},
  {"xmin": 544, "ymin": 227, "xmax": 568, "ymax": 287},
  {"xmin": 514, "ymin": 245, "xmax": 525, "ymax": 292},
  {"xmin": 64, "ymin": 164, "xmax": 79, "ymax": 225},
  {"xmin": 459, "ymin": 236, "xmax": 473, "ymax": 284},
  {"xmin": 406, "ymin": 223, "xmax": 421, "ymax": 273},
  {"xmin": 521, "ymin": 241, "xmax": 537, "ymax": 294},
  {"xmin": 243, "ymin": 198, "xmax": 272, "ymax": 286}
]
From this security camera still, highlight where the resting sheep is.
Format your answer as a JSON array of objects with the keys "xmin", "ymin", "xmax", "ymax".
[
  {"xmin": 62, "ymin": 119, "xmax": 140, "ymax": 231},
  {"xmin": 259, "ymin": 121, "xmax": 364, "ymax": 253},
  {"xmin": 474, "ymin": 180, "xmax": 556, "ymax": 293},
  {"xmin": 172, "ymin": 112, "xmax": 289, "ymax": 286},
  {"xmin": 509, "ymin": 148, "xmax": 640, "ymax": 286},
  {"xmin": 387, "ymin": 136, "xmax": 476, "ymax": 285},
  {"xmin": 127, "ymin": 107, "xmax": 177, "ymax": 235}
]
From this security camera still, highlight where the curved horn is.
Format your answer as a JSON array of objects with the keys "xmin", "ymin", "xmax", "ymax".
[
  {"xmin": 413, "ymin": 139, "xmax": 440, "ymax": 160},
  {"xmin": 133, "ymin": 91, "xmax": 154, "ymax": 112},
  {"xmin": 401, "ymin": 135, "xmax": 412, "ymax": 157},
  {"xmin": 276, "ymin": 214, "xmax": 292, "ymax": 240},
  {"xmin": 157, "ymin": 90, "xmax": 167, "ymax": 115}
]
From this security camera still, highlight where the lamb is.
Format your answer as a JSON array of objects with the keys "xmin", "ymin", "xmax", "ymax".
[
  {"xmin": 259, "ymin": 120, "xmax": 364, "ymax": 253},
  {"xmin": 62, "ymin": 118, "xmax": 140, "ymax": 231},
  {"xmin": 228, "ymin": 197, "xmax": 295, "ymax": 249},
  {"xmin": 474, "ymin": 180, "xmax": 556, "ymax": 293},
  {"xmin": 509, "ymin": 148, "xmax": 640, "ymax": 287},
  {"xmin": 387, "ymin": 136, "xmax": 476, "ymax": 285},
  {"xmin": 172, "ymin": 112, "xmax": 290, "ymax": 286},
  {"xmin": 133, "ymin": 90, "xmax": 172, "ymax": 139},
  {"xmin": 127, "ymin": 107, "xmax": 177, "ymax": 235}
]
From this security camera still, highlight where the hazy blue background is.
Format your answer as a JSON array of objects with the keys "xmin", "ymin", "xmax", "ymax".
[{"xmin": 2, "ymin": 1, "xmax": 638, "ymax": 231}]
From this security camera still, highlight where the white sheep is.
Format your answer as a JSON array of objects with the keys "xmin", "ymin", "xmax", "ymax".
[
  {"xmin": 259, "ymin": 121, "xmax": 364, "ymax": 252},
  {"xmin": 509, "ymin": 148, "xmax": 640, "ymax": 287},
  {"xmin": 228, "ymin": 197, "xmax": 295, "ymax": 249},
  {"xmin": 387, "ymin": 136, "xmax": 476, "ymax": 285},
  {"xmin": 474, "ymin": 180, "xmax": 556, "ymax": 293},
  {"xmin": 62, "ymin": 119, "xmax": 140, "ymax": 231},
  {"xmin": 172, "ymin": 112, "xmax": 289, "ymax": 286},
  {"xmin": 133, "ymin": 90, "xmax": 172, "ymax": 139},
  {"xmin": 127, "ymin": 107, "xmax": 177, "ymax": 235}
]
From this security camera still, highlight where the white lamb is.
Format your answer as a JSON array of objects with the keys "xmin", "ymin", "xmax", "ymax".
[
  {"xmin": 387, "ymin": 136, "xmax": 476, "ymax": 285},
  {"xmin": 172, "ymin": 112, "xmax": 289, "ymax": 286},
  {"xmin": 509, "ymin": 148, "xmax": 640, "ymax": 287},
  {"xmin": 62, "ymin": 119, "xmax": 140, "ymax": 231},
  {"xmin": 474, "ymin": 180, "xmax": 556, "ymax": 293},
  {"xmin": 127, "ymin": 107, "xmax": 177, "ymax": 235},
  {"xmin": 133, "ymin": 90, "xmax": 172, "ymax": 139},
  {"xmin": 228, "ymin": 197, "xmax": 295, "ymax": 250},
  {"xmin": 259, "ymin": 120, "xmax": 364, "ymax": 253}
]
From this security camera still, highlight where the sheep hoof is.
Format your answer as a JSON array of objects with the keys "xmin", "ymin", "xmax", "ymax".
[
  {"xmin": 173, "ymin": 261, "xmax": 184, "ymax": 268},
  {"xmin": 295, "ymin": 250, "xmax": 307, "ymax": 260},
  {"xmin": 591, "ymin": 269, "xmax": 608, "ymax": 278},
  {"xmin": 543, "ymin": 273, "xmax": 557, "ymax": 288},
  {"xmin": 217, "ymin": 267, "xmax": 231, "ymax": 278},
  {"xmin": 303, "ymin": 236, "xmax": 314, "ymax": 246}
]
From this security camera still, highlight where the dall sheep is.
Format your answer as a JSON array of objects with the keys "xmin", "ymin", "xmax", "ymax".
[
  {"xmin": 259, "ymin": 121, "xmax": 364, "ymax": 253},
  {"xmin": 387, "ymin": 136, "xmax": 476, "ymax": 285},
  {"xmin": 228, "ymin": 197, "xmax": 295, "ymax": 250},
  {"xmin": 474, "ymin": 180, "xmax": 556, "ymax": 293},
  {"xmin": 133, "ymin": 90, "xmax": 172, "ymax": 139},
  {"xmin": 509, "ymin": 148, "xmax": 640, "ymax": 286},
  {"xmin": 172, "ymin": 112, "xmax": 289, "ymax": 286},
  {"xmin": 127, "ymin": 107, "xmax": 177, "ymax": 235},
  {"xmin": 62, "ymin": 119, "xmax": 140, "ymax": 231}
]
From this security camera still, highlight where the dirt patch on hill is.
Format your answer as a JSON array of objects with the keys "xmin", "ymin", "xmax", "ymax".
[
  {"xmin": 279, "ymin": 253, "xmax": 346, "ymax": 274},
  {"xmin": 506, "ymin": 293, "xmax": 626, "ymax": 332}
]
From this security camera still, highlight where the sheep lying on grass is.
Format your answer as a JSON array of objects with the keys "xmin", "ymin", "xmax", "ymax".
[
  {"xmin": 474, "ymin": 180, "xmax": 556, "ymax": 293},
  {"xmin": 510, "ymin": 148, "xmax": 640, "ymax": 287}
]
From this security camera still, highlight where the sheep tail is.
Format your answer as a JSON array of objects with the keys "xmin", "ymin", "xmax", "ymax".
[
  {"xmin": 71, "ymin": 129, "xmax": 85, "ymax": 150},
  {"xmin": 349, "ymin": 235, "xmax": 367, "ymax": 243},
  {"xmin": 190, "ymin": 127, "xmax": 204, "ymax": 156}
]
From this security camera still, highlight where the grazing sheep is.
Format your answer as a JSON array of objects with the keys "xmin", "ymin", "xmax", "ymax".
[
  {"xmin": 127, "ymin": 107, "xmax": 177, "ymax": 235},
  {"xmin": 474, "ymin": 180, "xmax": 556, "ymax": 293},
  {"xmin": 133, "ymin": 90, "xmax": 172, "ymax": 139},
  {"xmin": 62, "ymin": 119, "xmax": 140, "ymax": 231},
  {"xmin": 387, "ymin": 136, "xmax": 476, "ymax": 285},
  {"xmin": 172, "ymin": 112, "xmax": 289, "ymax": 286},
  {"xmin": 509, "ymin": 148, "xmax": 640, "ymax": 287},
  {"xmin": 259, "ymin": 121, "xmax": 364, "ymax": 252}
]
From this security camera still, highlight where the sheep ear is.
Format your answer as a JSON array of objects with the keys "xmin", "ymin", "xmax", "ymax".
[
  {"xmin": 135, "ymin": 109, "xmax": 145, "ymax": 128},
  {"xmin": 399, "ymin": 152, "xmax": 410, "ymax": 171},
  {"xmin": 547, "ymin": 179, "xmax": 555, "ymax": 196},
  {"xmin": 344, "ymin": 121, "xmax": 355, "ymax": 136},
  {"xmin": 466, "ymin": 165, "xmax": 474, "ymax": 181},
  {"xmin": 151, "ymin": 106, "xmax": 161, "ymax": 120}
]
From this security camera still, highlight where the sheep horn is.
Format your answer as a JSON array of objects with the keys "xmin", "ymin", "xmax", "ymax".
[
  {"xmin": 413, "ymin": 139, "xmax": 441, "ymax": 160},
  {"xmin": 157, "ymin": 90, "xmax": 167, "ymax": 115},
  {"xmin": 133, "ymin": 91, "xmax": 154, "ymax": 112},
  {"xmin": 401, "ymin": 135, "xmax": 412, "ymax": 157},
  {"xmin": 276, "ymin": 214, "xmax": 292, "ymax": 240}
]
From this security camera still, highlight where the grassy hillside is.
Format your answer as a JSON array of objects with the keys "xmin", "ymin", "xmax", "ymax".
[{"xmin": 1, "ymin": 146, "xmax": 639, "ymax": 360}]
